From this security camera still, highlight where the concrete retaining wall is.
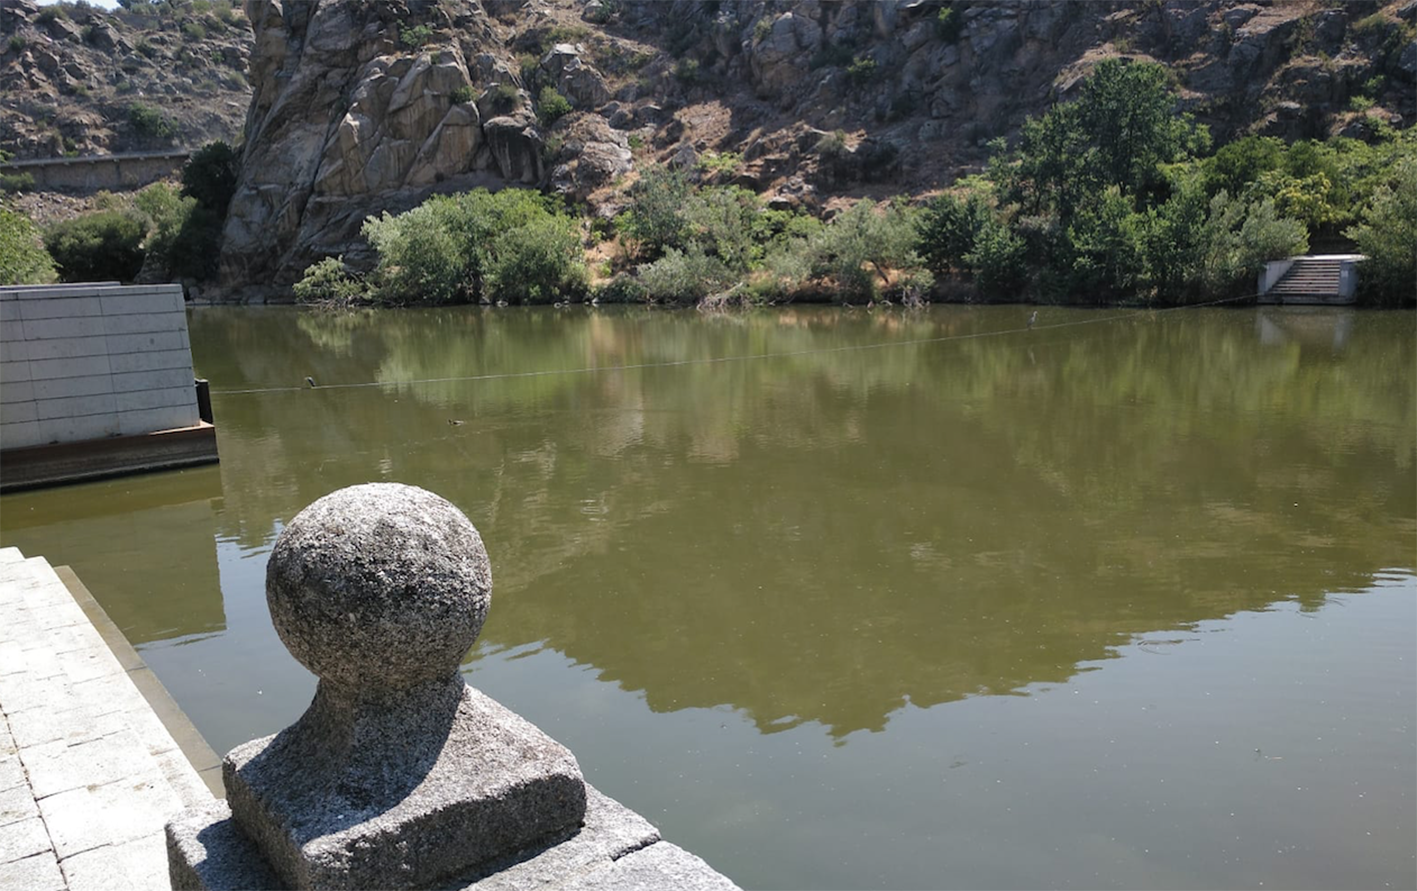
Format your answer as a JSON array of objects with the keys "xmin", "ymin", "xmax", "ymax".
[
  {"xmin": 1, "ymin": 284, "xmax": 198, "ymax": 450},
  {"xmin": 0, "ymin": 151, "xmax": 191, "ymax": 193}
]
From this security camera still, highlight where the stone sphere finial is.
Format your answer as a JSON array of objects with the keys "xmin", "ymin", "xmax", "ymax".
[{"xmin": 265, "ymin": 483, "xmax": 491, "ymax": 691}]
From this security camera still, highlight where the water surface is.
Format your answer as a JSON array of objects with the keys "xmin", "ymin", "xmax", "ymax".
[{"xmin": 3, "ymin": 305, "xmax": 1413, "ymax": 889}]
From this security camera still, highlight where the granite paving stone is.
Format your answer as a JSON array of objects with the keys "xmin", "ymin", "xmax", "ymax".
[
  {"xmin": 61, "ymin": 832, "xmax": 170, "ymax": 891},
  {"xmin": 23, "ymin": 727, "xmax": 158, "ymax": 800},
  {"xmin": 0, "ymin": 782, "xmax": 40, "ymax": 828},
  {"xmin": 0, "ymin": 756, "xmax": 27, "ymax": 793},
  {"xmin": 0, "ymin": 851, "xmax": 66, "ymax": 891},
  {"xmin": 2, "ymin": 548, "xmax": 217, "ymax": 891},
  {"xmin": 38, "ymin": 769, "xmax": 181, "ymax": 858},
  {"xmin": 0, "ymin": 815, "xmax": 52, "ymax": 864},
  {"xmin": 6, "ymin": 705, "xmax": 128, "ymax": 751}
]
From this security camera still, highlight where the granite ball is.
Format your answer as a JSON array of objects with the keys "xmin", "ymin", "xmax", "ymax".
[{"xmin": 265, "ymin": 483, "xmax": 492, "ymax": 690}]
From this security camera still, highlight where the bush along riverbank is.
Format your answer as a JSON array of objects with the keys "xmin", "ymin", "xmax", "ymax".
[
  {"xmin": 5, "ymin": 62, "xmax": 1412, "ymax": 307},
  {"xmin": 290, "ymin": 60, "xmax": 1411, "ymax": 310}
]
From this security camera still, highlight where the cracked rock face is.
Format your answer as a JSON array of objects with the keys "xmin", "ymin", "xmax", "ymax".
[
  {"xmin": 265, "ymin": 482, "xmax": 491, "ymax": 691},
  {"xmin": 219, "ymin": 0, "xmax": 549, "ymax": 298}
]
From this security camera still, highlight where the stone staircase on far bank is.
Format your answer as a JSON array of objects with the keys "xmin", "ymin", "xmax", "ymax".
[{"xmin": 1259, "ymin": 255, "xmax": 1360, "ymax": 305}]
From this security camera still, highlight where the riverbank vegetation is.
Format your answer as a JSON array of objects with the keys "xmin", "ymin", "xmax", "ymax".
[{"xmin": 296, "ymin": 59, "xmax": 1412, "ymax": 309}]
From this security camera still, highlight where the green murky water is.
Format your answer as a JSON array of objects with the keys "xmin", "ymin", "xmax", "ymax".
[{"xmin": 3, "ymin": 304, "xmax": 1414, "ymax": 889}]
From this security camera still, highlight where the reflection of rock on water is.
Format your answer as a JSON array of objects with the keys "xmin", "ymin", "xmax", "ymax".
[{"xmin": 1256, "ymin": 307, "xmax": 1354, "ymax": 352}]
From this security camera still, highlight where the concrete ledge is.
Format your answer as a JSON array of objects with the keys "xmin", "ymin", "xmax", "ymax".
[{"xmin": 0, "ymin": 422, "xmax": 219, "ymax": 493}]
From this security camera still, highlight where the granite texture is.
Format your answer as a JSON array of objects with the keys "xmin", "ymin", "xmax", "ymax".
[
  {"xmin": 168, "ymin": 785, "xmax": 667, "ymax": 891},
  {"xmin": 228, "ymin": 484, "xmax": 589, "ymax": 889},
  {"xmin": 225, "ymin": 680, "xmax": 587, "ymax": 889},
  {"xmin": 265, "ymin": 483, "xmax": 492, "ymax": 691}
]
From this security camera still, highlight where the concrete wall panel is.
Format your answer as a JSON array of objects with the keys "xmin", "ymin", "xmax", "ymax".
[
  {"xmin": 1, "ymin": 420, "xmax": 39, "ymax": 446},
  {"xmin": 0, "ymin": 284, "xmax": 197, "ymax": 450},
  {"xmin": 24, "ymin": 336, "xmax": 111, "ymax": 362}
]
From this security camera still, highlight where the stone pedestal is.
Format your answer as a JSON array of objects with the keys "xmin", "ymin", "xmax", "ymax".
[
  {"xmin": 165, "ymin": 483, "xmax": 740, "ymax": 891},
  {"xmin": 225, "ymin": 678, "xmax": 586, "ymax": 890}
]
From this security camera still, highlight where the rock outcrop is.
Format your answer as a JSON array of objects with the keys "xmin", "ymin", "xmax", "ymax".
[
  {"xmin": 0, "ymin": 0, "xmax": 251, "ymax": 158},
  {"xmin": 198, "ymin": 0, "xmax": 1414, "ymax": 299}
]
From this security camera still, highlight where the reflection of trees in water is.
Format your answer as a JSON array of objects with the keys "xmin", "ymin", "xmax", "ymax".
[{"xmin": 188, "ymin": 307, "xmax": 1415, "ymax": 739}]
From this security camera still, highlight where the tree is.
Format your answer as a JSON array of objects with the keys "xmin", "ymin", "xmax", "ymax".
[
  {"xmin": 916, "ymin": 190, "xmax": 991, "ymax": 274},
  {"xmin": 181, "ymin": 141, "xmax": 240, "ymax": 217},
  {"xmin": 618, "ymin": 165, "xmax": 690, "ymax": 260},
  {"xmin": 1346, "ymin": 157, "xmax": 1417, "ymax": 306},
  {"xmin": 997, "ymin": 58, "xmax": 1208, "ymax": 221},
  {"xmin": 0, "ymin": 205, "xmax": 56, "ymax": 285}
]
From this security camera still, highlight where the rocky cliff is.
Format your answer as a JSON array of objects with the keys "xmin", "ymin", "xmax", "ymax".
[
  {"xmin": 1, "ymin": 0, "xmax": 252, "ymax": 158},
  {"xmin": 101, "ymin": 0, "xmax": 1417, "ymax": 299}
]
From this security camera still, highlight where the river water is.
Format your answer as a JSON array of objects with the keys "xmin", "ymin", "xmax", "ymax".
[{"xmin": 2, "ymin": 304, "xmax": 1413, "ymax": 889}]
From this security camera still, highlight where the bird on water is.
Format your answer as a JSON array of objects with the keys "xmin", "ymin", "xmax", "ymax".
[
  {"xmin": 1027, "ymin": 310, "xmax": 1038, "ymax": 330},
  {"xmin": 306, "ymin": 377, "xmax": 317, "ymax": 388}
]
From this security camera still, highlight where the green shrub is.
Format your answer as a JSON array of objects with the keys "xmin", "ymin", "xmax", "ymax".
[
  {"xmin": 816, "ymin": 130, "xmax": 848, "ymax": 158},
  {"xmin": 8, "ymin": 35, "xmax": 26, "ymax": 53},
  {"xmin": 846, "ymin": 55, "xmax": 877, "ymax": 84},
  {"xmin": 400, "ymin": 23, "xmax": 435, "ymax": 48},
  {"xmin": 809, "ymin": 199, "xmax": 924, "ymax": 301},
  {"xmin": 536, "ymin": 86, "xmax": 573, "ymax": 125},
  {"xmin": 618, "ymin": 165, "xmax": 690, "ymax": 259},
  {"xmin": 0, "ymin": 205, "xmax": 57, "ymax": 285},
  {"xmin": 0, "ymin": 173, "xmax": 35, "ymax": 194},
  {"xmin": 486, "ymin": 215, "xmax": 585, "ymax": 303},
  {"xmin": 294, "ymin": 256, "xmax": 366, "ymax": 305},
  {"xmin": 753, "ymin": 17, "xmax": 772, "ymax": 43},
  {"xmin": 128, "ymin": 102, "xmax": 177, "ymax": 140},
  {"xmin": 1347, "ymin": 157, "xmax": 1417, "ymax": 306},
  {"xmin": 180, "ymin": 20, "xmax": 205, "ymax": 40},
  {"xmin": 44, "ymin": 211, "xmax": 148, "ymax": 283},
  {"xmin": 449, "ymin": 84, "xmax": 475, "ymax": 105},
  {"xmin": 36, "ymin": 6, "xmax": 65, "ymax": 22},
  {"xmin": 361, "ymin": 188, "xmax": 585, "ymax": 305},
  {"xmin": 637, "ymin": 245, "xmax": 732, "ymax": 302},
  {"xmin": 673, "ymin": 57, "xmax": 700, "ymax": 82},
  {"xmin": 592, "ymin": 274, "xmax": 648, "ymax": 304}
]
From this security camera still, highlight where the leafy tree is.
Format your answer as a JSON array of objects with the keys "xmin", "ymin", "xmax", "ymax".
[
  {"xmin": 965, "ymin": 216, "xmax": 1028, "ymax": 298},
  {"xmin": 1065, "ymin": 186, "xmax": 1146, "ymax": 300},
  {"xmin": 682, "ymin": 186, "xmax": 762, "ymax": 273},
  {"xmin": 181, "ymin": 141, "xmax": 240, "ymax": 216},
  {"xmin": 1346, "ymin": 157, "xmax": 1417, "ymax": 306},
  {"xmin": 44, "ymin": 211, "xmax": 148, "ymax": 283},
  {"xmin": 618, "ymin": 165, "xmax": 691, "ymax": 260},
  {"xmin": 0, "ymin": 205, "xmax": 57, "ymax": 285},
  {"xmin": 637, "ymin": 245, "xmax": 733, "ymax": 302},
  {"xmin": 809, "ymin": 199, "xmax": 923, "ymax": 301},
  {"xmin": 998, "ymin": 58, "xmax": 1208, "ymax": 221},
  {"xmin": 916, "ymin": 190, "xmax": 991, "ymax": 274}
]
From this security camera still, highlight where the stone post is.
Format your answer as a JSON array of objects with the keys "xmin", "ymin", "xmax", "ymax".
[
  {"xmin": 167, "ymin": 482, "xmax": 742, "ymax": 891},
  {"xmin": 219, "ymin": 483, "xmax": 587, "ymax": 889}
]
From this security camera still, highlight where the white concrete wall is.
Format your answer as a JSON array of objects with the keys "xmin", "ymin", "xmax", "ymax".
[{"xmin": 0, "ymin": 284, "xmax": 198, "ymax": 450}]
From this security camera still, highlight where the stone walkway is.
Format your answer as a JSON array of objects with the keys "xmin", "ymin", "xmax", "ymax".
[{"xmin": 0, "ymin": 547, "xmax": 216, "ymax": 891}]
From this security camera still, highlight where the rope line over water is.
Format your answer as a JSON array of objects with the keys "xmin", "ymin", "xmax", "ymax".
[{"xmin": 209, "ymin": 294, "xmax": 1260, "ymax": 397}]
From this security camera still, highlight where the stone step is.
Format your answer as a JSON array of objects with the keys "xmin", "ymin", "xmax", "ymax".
[{"xmin": 0, "ymin": 548, "xmax": 211, "ymax": 891}]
